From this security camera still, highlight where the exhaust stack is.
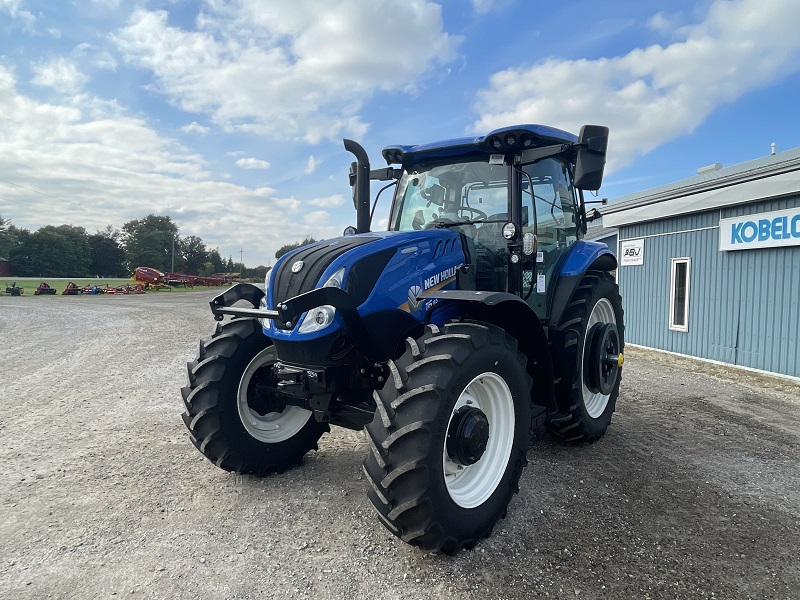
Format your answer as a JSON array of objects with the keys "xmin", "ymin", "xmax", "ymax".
[{"xmin": 343, "ymin": 139, "xmax": 371, "ymax": 234}]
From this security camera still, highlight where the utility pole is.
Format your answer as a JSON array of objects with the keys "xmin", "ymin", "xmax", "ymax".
[
  {"xmin": 171, "ymin": 236, "xmax": 175, "ymax": 272},
  {"xmin": 239, "ymin": 248, "xmax": 244, "ymax": 268}
]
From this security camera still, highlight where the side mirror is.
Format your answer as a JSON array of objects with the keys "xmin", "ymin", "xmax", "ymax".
[{"xmin": 574, "ymin": 125, "xmax": 608, "ymax": 191}]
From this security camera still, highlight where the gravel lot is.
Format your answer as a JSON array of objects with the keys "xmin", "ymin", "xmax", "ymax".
[{"xmin": 1, "ymin": 291, "xmax": 799, "ymax": 600}]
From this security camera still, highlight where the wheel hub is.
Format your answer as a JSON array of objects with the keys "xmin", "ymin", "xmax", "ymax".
[
  {"xmin": 584, "ymin": 323, "xmax": 621, "ymax": 396},
  {"xmin": 446, "ymin": 406, "xmax": 490, "ymax": 466},
  {"xmin": 247, "ymin": 367, "xmax": 285, "ymax": 416}
]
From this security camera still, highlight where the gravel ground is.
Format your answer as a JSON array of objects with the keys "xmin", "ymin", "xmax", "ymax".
[{"xmin": 1, "ymin": 291, "xmax": 798, "ymax": 600}]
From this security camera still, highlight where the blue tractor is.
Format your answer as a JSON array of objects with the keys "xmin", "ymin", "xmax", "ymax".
[{"xmin": 182, "ymin": 124, "xmax": 624, "ymax": 554}]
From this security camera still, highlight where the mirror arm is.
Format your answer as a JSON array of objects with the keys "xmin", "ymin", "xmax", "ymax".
[
  {"xmin": 518, "ymin": 143, "xmax": 574, "ymax": 166},
  {"xmin": 369, "ymin": 167, "xmax": 402, "ymax": 181}
]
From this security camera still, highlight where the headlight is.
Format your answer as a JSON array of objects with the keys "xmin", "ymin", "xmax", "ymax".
[
  {"xmin": 323, "ymin": 267, "xmax": 345, "ymax": 289},
  {"xmin": 297, "ymin": 267, "xmax": 346, "ymax": 334},
  {"xmin": 298, "ymin": 305, "xmax": 336, "ymax": 333}
]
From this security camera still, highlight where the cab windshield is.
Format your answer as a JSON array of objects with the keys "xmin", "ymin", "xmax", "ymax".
[{"xmin": 389, "ymin": 159, "xmax": 509, "ymax": 231}]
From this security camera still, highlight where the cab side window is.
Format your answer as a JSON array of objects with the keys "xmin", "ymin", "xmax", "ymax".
[{"xmin": 523, "ymin": 158, "xmax": 577, "ymax": 249}]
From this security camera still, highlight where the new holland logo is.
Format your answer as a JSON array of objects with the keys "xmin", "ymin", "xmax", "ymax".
[
  {"xmin": 291, "ymin": 261, "xmax": 304, "ymax": 273},
  {"xmin": 407, "ymin": 285, "xmax": 422, "ymax": 311}
]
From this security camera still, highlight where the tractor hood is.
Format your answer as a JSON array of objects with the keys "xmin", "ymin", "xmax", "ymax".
[{"xmin": 264, "ymin": 229, "xmax": 465, "ymax": 347}]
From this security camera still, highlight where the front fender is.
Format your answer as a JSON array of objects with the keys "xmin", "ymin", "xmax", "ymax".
[{"xmin": 420, "ymin": 289, "xmax": 556, "ymax": 413}]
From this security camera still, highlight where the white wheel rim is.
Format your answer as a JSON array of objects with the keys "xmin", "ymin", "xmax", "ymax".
[
  {"xmin": 237, "ymin": 347, "xmax": 312, "ymax": 443},
  {"xmin": 582, "ymin": 298, "xmax": 616, "ymax": 419},
  {"xmin": 442, "ymin": 372, "xmax": 515, "ymax": 509}
]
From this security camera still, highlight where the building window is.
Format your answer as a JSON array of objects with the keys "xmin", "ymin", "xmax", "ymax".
[{"xmin": 669, "ymin": 257, "xmax": 691, "ymax": 332}]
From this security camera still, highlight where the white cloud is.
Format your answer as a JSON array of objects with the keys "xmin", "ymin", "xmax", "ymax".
[
  {"xmin": 75, "ymin": 43, "xmax": 119, "ymax": 70},
  {"xmin": 0, "ymin": 0, "xmax": 35, "ymax": 30},
  {"xmin": 0, "ymin": 63, "xmax": 343, "ymax": 262},
  {"xmin": 31, "ymin": 58, "xmax": 88, "ymax": 93},
  {"xmin": 304, "ymin": 210, "xmax": 331, "ymax": 226},
  {"xmin": 307, "ymin": 194, "xmax": 344, "ymax": 208},
  {"xmin": 471, "ymin": 0, "xmax": 513, "ymax": 15},
  {"xmin": 305, "ymin": 155, "xmax": 318, "ymax": 174},
  {"xmin": 235, "ymin": 157, "xmax": 271, "ymax": 170},
  {"xmin": 472, "ymin": 0, "xmax": 800, "ymax": 172},
  {"xmin": 110, "ymin": 1, "xmax": 461, "ymax": 143},
  {"xmin": 181, "ymin": 121, "xmax": 210, "ymax": 135},
  {"xmin": 471, "ymin": 0, "xmax": 493, "ymax": 14}
]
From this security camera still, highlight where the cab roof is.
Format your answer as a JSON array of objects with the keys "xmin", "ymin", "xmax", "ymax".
[{"xmin": 381, "ymin": 124, "xmax": 577, "ymax": 166}]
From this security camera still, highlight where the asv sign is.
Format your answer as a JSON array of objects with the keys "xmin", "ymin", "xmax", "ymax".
[{"xmin": 620, "ymin": 238, "xmax": 644, "ymax": 266}]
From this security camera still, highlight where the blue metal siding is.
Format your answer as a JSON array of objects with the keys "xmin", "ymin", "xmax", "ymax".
[{"xmin": 618, "ymin": 195, "xmax": 800, "ymax": 378}]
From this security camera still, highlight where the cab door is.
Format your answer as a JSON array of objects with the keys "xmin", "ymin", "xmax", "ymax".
[{"xmin": 520, "ymin": 158, "xmax": 580, "ymax": 319}]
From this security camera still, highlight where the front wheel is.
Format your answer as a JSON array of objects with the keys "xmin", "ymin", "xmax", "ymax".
[
  {"xmin": 181, "ymin": 318, "xmax": 328, "ymax": 475},
  {"xmin": 363, "ymin": 322, "xmax": 533, "ymax": 554}
]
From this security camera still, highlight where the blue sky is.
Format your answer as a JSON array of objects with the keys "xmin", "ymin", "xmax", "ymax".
[{"xmin": 1, "ymin": 0, "xmax": 799, "ymax": 265}]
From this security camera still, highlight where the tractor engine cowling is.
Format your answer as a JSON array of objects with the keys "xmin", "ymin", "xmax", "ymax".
[{"xmin": 262, "ymin": 229, "xmax": 465, "ymax": 367}]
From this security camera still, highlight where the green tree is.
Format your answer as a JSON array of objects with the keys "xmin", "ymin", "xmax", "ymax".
[
  {"xmin": 275, "ymin": 237, "xmax": 317, "ymax": 260},
  {"xmin": 207, "ymin": 248, "xmax": 224, "ymax": 274},
  {"xmin": 180, "ymin": 235, "xmax": 208, "ymax": 274},
  {"xmin": 253, "ymin": 265, "xmax": 269, "ymax": 280},
  {"xmin": 0, "ymin": 215, "xmax": 29, "ymax": 261},
  {"xmin": 88, "ymin": 232, "xmax": 126, "ymax": 277},
  {"xmin": 12, "ymin": 225, "xmax": 90, "ymax": 277},
  {"xmin": 122, "ymin": 214, "xmax": 179, "ymax": 272}
]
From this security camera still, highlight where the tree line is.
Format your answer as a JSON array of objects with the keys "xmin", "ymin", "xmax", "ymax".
[{"xmin": 0, "ymin": 213, "xmax": 274, "ymax": 279}]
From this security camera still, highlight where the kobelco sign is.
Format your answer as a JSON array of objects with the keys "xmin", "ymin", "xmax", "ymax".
[{"xmin": 719, "ymin": 207, "xmax": 800, "ymax": 251}]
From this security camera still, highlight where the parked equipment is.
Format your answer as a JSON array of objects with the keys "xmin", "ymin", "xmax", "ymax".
[
  {"xmin": 182, "ymin": 124, "xmax": 623, "ymax": 554},
  {"xmin": 62, "ymin": 282, "xmax": 83, "ymax": 295},
  {"xmin": 4, "ymin": 282, "xmax": 23, "ymax": 296},
  {"xmin": 133, "ymin": 266, "xmax": 228, "ymax": 288},
  {"xmin": 34, "ymin": 282, "xmax": 57, "ymax": 295}
]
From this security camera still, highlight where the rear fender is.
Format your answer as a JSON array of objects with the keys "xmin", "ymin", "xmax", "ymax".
[{"xmin": 559, "ymin": 240, "xmax": 616, "ymax": 278}]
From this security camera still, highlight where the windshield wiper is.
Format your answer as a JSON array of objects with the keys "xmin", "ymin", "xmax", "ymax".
[{"xmin": 430, "ymin": 218, "xmax": 506, "ymax": 228}]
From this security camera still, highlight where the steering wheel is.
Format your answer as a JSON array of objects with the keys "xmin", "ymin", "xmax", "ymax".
[{"xmin": 459, "ymin": 206, "xmax": 487, "ymax": 220}]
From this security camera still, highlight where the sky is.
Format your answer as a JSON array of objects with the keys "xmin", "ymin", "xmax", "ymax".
[{"xmin": 1, "ymin": 0, "xmax": 799, "ymax": 266}]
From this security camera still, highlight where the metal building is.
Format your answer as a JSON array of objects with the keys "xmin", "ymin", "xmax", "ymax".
[{"xmin": 601, "ymin": 147, "xmax": 800, "ymax": 379}]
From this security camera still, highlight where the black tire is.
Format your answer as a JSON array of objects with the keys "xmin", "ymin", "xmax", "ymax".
[
  {"xmin": 363, "ymin": 321, "xmax": 533, "ymax": 554},
  {"xmin": 549, "ymin": 271, "xmax": 624, "ymax": 443},
  {"xmin": 181, "ymin": 318, "xmax": 328, "ymax": 475}
]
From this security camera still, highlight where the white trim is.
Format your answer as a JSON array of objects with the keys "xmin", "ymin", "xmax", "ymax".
[
  {"xmin": 603, "ymin": 169, "xmax": 800, "ymax": 227},
  {"xmin": 668, "ymin": 257, "xmax": 691, "ymax": 332},
  {"xmin": 627, "ymin": 344, "xmax": 800, "ymax": 385},
  {"xmin": 619, "ymin": 225, "xmax": 718, "ymax": 242}
]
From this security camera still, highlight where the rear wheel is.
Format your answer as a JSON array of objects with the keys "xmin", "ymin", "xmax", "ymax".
[
  {"xmin": 549, "ymin": 271, "xmax": 624, "ymax": 443},
  {"xmin": 181, "ymin": 318, "xmax": 328, "ymax": 475},
  {"xmin": 363, "ymin": 322, "xmax": 532, "ymax": 554}
]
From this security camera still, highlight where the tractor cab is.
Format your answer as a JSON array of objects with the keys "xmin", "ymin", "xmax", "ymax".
[{"xmin": 382, "ymin": 124, "xmax": 607, "ymax": 320}]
